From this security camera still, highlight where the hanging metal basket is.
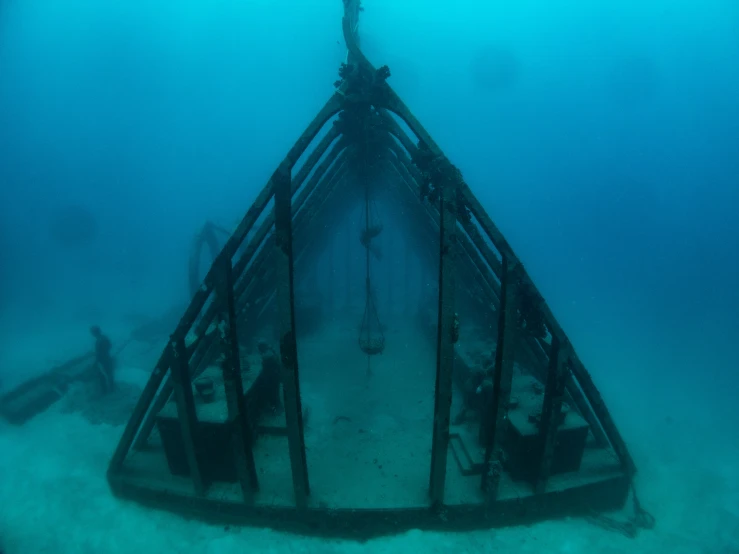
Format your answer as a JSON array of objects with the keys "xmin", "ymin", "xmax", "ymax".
[{"xmin": 359, "ymin": 335, "xmax": 385, "ymax": 356}]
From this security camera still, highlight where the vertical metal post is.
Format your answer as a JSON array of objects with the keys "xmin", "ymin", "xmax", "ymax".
[
  {"xmin": 420, "ymin": 252, "xmax": 426, "ymax": 306},
  {"xmin": 535, "ymin": 336, "xmax": 569, "ymax": 494},
  {"xmin": 481, "ymin": 255, "xmax": 519, "ymax": 501},
  {"xmin": 170, "ymin": 335, "xmax": 206, "ymax": 496},
  {"xmin": 327, "ymin": 233, "xmax": 335, "ymax": 313},
  {"xmin": 345, "ymin": 224, "xmax": 352, "ymax": 312},
  {"xmin": 404, "ymin": 235, "xmax": 411, "ymax": 315},
  {"xmin": 272, "ymin": 162, "xmax": 310, "ymax": 507},
  {"xmin": 309, "ymin": 250, "xmax": 319, "ymax": 293},
  {"xmin": 429, "ymin": 178, "xmax": 457, "ymax": 508},
  {"xmin": 386, "ymin": 233, "xmax": 393, "ymax": 317},
  {"xmin": 215, "ymin": 254, "xmax": 260, "ymax": 500}
]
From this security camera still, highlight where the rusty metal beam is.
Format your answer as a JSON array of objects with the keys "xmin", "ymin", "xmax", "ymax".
[
  {"xmin": 327, "ymin": 232, "xmax": 335, "ymax": 312},
  {"xmin": 345, "ymin": 221, "xmax": 352, "ymax": 311},
  {"xmin": 189, "ymin": 133, "xmax": 347, "ymax": 359},
  {"xmin": 215, "ymin": 254, "xmax": 260, "ymax": 501},
  {"xmin": 170, "ymin": 336, "xmax": 206, "ymax": 496},
  {"xmin": 404, "ymin": 235, "xmax": 411, "ymax": 315},
  {"xmin": 175, "ymin": 98, "xmax": 344, "ymax": 349},
  {"xmin": 247, "ymin": 170, "xmax": 358, "ymax": 324},
  {"xmin": 382, "ymin": 159, "xmax": 547, "ymax": 383},
  {"xmin": 429, "ymin": 171, "xmax": 458, "ymax": 508},
  {"xmin": 384, "ymin": 146, "xmax": 542, "ymax": 373},
  {"xmin": 108, "ymin": 353, "xmax": 170, "ymax": 471},
  {"xmin": 378, "ymin": 113, "xmax": 501, "ymax": 281},
  {"xmin": 535, "ymin": 336, "xmax": 569, "ymax": 494},
  {"xmin": 238, "ymin": 162, "xmax": 352, "ymax": 325},
  {"xmin": 273, "ymin": 162, "xmax": 310, "ymax": 507},
  {"xmin": 482, "ymin": 256, "xmax": 520, "ymax": 501},
  {"xmin": 231, "ymin": 148, "xmax": 350, "ymax": 320},
  {"xmin": 380, "ymin": 160, "xmax": 554, "ymax": 475},
  {"xmin": 385, "ymin": 147, "xmax": 501, "ymax": 305},
  {"xmin": 381, "ymin": 160, "xmax": 495, "ymax": 315},
  {"xmin": 233, "ymin": 162, "xmax": 348, "ymax": 321}
]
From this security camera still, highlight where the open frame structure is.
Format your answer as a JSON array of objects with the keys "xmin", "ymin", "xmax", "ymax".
[{"xmin": 107, "ymin": 1, "xmax": 650, "ymax": 539}]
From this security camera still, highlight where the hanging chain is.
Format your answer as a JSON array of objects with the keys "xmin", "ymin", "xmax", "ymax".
[{"xmin": 586, "ymin": 483, "xmax": 656, "ymax": 538}]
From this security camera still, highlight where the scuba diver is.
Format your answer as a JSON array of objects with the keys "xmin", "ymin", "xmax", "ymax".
[{"xmin": 90, "ymin": 326, "xmax": 115, "ymax": 394}]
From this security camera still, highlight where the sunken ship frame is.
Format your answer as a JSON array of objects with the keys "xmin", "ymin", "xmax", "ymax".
[{"xmin": 106, "ymin": 1, "xmax": 645, "ymax": 538}]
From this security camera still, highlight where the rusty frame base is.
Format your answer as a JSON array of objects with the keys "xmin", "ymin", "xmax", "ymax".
[{"xmin": 108, "ymin": 471, "xmax": 629, "ymax": 540}]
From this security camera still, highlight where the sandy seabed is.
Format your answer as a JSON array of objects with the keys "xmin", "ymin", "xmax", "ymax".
[{"xmin": 1, "ymin": 325, "xmax": 738, "ymax": 554}]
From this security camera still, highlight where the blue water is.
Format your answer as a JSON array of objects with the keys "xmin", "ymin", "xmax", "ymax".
[{"xmin": 1, "ymin": 1, "xmax": 738, "ymax": 552}]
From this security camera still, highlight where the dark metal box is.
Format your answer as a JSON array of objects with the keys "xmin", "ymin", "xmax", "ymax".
[{"xmin": 504, "ymin": 407, "xmax": 590, "ymax": 482}]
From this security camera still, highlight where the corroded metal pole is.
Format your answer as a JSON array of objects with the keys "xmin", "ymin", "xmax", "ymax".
[
  {"xmin": 345, "ymin": 219, "xmax": 352, "ymax": 312},
  {"xmin": 170, "ymin": 336, "xmax": 206, "ymax": 496},
  {"xmin": 328, "ymin": 232, "xmax": 335, "ymax": 313},
  {"xmin": 535, "ymin": 336, "xmax": 569, "ymax": 494},
  {"xmin": 429, "ymin": 178, "xmax": 457, "ymax": 508},
  {"xmin": 404, "ymin": 235, "xmax": 411, "ymax": 315},
  {"xmin": 272, "ymin": 162, "xmax": 310, "ymax": 507},
  {"xmin": 215, "ymin": 254, "xmax": 259, "ymax": 500},
  {"xmin": 386, "ymin": 232, "xmax": 393, "ymax": 317},
  {"xmin": 482, "ymin": 256, "xmax": 519, "ymax": 501}
]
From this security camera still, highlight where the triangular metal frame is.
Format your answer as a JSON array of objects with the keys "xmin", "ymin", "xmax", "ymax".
[{"xmin": 107, "ymin": 0, "xmax": 647, "ymax": 538}]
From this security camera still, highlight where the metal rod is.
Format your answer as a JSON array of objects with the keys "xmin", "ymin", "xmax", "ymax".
[
  {"xmin": 226, "ymin": 140, "xmax": 348, "ymax": 336},
  {"xmin": 535, "ymin": 335, "xmax": 568, "ymax": 494},
  {"xmin": 345, "ymin": 220, "xmax": 352, "ymax": 312},
  {"xmin": 273, "ymin": 162, "xmax": 310, "ymax": 507},
  {"xmin": 404, "ymin": 234, "xmax": 411, "ymax": 315},
  {"xmin": 170, "ymin": 336, "xmax": 206, "ymax": 496},
  {"xmin": 481, "ymin": 255, "xmax": 519, "ymax": 502},
  {"xmin": 233, "ymin": 157, "xmax": 350, "ymax": 320},
  {"xmin": 364, "ymin": 175, "xmax": 372, "ymax": 377},
  {"xmin": 386, "ymin": 232, "xmax": 392, "ymax": 317},
  {"xmin": 328, "ymin": 232, "xmax": 335, "ymax": 313},
  {"xmin": 216, "ymin": 254, "xmax": 260, "ymax": 500},
  {"xmin": 108, "ymin": 354, "xmax": 171, "ymax": 473},
  {"xmin": 249, "ymin": 184, "xmax": 358, "ymax": 326},
  {"xmin": 239, "ymin": 165, "xmax": 354, "ymax": 325},
  {"xmin": 428, "ymin": 178, "xmax": 457, "ymax": 508}
]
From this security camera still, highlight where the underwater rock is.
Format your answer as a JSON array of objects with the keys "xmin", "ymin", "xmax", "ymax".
[{"xmin": 48, "ymin": 204, "xmax": 99, "ymax": 247}]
